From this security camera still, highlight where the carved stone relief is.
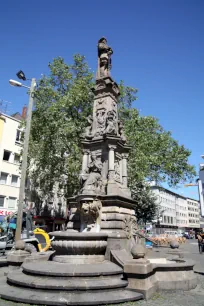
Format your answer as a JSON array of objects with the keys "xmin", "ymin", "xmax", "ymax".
[
  {"xmin": 124, "ymin": 215, "xmax": 138, "ymax": 239},
  {"xmin": 95, "ymin": 108, "xmax": 106, "ymax": 137},
  {"xmin": 118, "ymin": 120, "xmax": 127, "ymax": 142},
  {"xmin": 114, "ymin": 160, "xmax": 121, "ymax": 183},
  {"xmin": 95, "ymin": 98, "xmax": 107, "ymax": 110},
  {"xmin": 80, "ymin": 199, "xmax": 102, "ymax": 232},
  {"xmin": 82, "ymin": 115, "xmax": 93, "ymax": 139},
  {"xmin": 105, "ymin": 110, "xmax": 117, "ymax": 135}
]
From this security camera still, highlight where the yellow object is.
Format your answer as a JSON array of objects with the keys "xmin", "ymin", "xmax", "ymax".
[{"xmin": 33, "ymin": 228, "xmax": 51, "ymax": 252}]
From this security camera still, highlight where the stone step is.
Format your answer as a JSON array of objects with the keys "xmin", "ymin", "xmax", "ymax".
[
  {"xmin": 0, "ymin": 278, "xmax": 143, "ymax": 305},
  {"xmin": 22, "ymin": 260, "xmax": 123, "ymax": 277},
  {"xmin": 8, "ymin": 270, "xmax": 128, "ymax": 290}
]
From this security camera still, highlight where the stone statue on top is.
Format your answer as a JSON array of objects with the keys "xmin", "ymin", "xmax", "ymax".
[{"xmin": 97, "ymin": 37, "xmax": 113, "ymax": 78}]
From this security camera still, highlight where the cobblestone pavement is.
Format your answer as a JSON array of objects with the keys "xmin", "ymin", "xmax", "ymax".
[{"xmin": 0, "ymin": 240, "xmax": 204, "ymax": 306}]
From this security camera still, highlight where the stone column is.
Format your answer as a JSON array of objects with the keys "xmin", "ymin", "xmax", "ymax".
[
  {"xmin": 122, "ymin": 153, "xmax": 128, "ymax": 187},
  {"xmin": 108, "ymin": 145, "xmax": 116, "ymax": 180},
  {"xmin": 82, "ymin": 150, "xmax": 89, "ymax": 173}
]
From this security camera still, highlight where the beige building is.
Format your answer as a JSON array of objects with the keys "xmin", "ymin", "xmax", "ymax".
[
  {"xmin": 0, "ymin": 111, "xmax": 24, "ymax": 219},
  {"xmin": 187, "ymin": 198, "xmax": 200, "ymax": 229}
]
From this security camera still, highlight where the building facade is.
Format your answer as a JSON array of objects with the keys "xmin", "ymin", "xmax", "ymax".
[
  {"xmin": 187, "ymin": 198, "xmax": 200, "ymax": 229},
  {"xmin": 0, "ymin": 112, "xmax": 23, "ymax": 219},
  {"xmin": 175, "ymin": 195, "xmax": 188, "ymax": 231},
  {"xmin": 0, "ymin": 110, "xmax": 67, "ymax": 231},
  {"xmin": 151, "ymin": 186, "xmax": 177, "ymax": 233},
  {"xmin": 151, "ymin": 186, "xmax": 200, "ymax": 233}
]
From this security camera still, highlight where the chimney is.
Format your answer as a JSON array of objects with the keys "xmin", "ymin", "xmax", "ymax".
[{"xmin": 22, "ymin": 105, "xmax": 27, "ymax": 119}]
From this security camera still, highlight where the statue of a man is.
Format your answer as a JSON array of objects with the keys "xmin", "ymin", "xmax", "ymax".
[
  {"xmin": 97, "ymin": 37, "xmax": 113, "ymax": 78},
  {"xmin": 82, "ymin": 154, "xmax": 103, "ymax": 194}
]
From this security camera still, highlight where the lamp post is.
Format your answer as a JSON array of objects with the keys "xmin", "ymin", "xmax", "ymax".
[{"xmin": 9, "ymin": 72, "xmax": 36, "ymax": 242}]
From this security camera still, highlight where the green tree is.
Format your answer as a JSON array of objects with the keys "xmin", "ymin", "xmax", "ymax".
[
  {"xmin": 29, "ymin": 55, "xmax": 94, "ymax": 199},
  {"xmin": 29, "ymin": 56, "xmax": 196, "ymax": 223}
]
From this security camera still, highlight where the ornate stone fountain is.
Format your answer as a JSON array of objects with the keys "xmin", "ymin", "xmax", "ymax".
[
  {"xmin": 48, "ymin": 36, "xmax": 138, "ymax": 264},
  {"xmin": 0, "ymin": 38, "xmax": 143, "ymax": 305}
]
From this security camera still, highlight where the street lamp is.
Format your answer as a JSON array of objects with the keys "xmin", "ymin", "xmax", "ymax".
[
  {"xmin": 9, "ymin": 71, "xmax": 36, "ymax": 243},
  {"xmin": 9, "ymin": 79, "xmax": 30, "ymax": 89}
]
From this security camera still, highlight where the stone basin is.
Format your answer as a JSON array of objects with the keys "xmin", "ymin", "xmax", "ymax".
[
  {"xmin": 49, "ymin": 231, "xmax": 108, "ymax": 260},
  {"xmin": 149, "ymin": 258, "xmax": 176, "ymax": 264}
]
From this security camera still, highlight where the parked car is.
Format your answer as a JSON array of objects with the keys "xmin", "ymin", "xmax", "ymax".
[
  {"xmin": 183, "ymin": 233, "xmax": 190, "ymax": 239},
  {"xmin": 183, "ymin": 232, "xmax": 194, "ymax": 239},
  {"xmin": 164, "ymin": 231, "xmax": 182, "ymax": 237}
]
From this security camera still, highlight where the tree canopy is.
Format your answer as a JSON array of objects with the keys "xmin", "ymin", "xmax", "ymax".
[{"xmin": 28, "ymin": 55, "xmax": 196, "ymax": 222}]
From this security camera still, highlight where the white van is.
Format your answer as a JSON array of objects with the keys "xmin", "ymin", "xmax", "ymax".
[{"xmin": 164, "ymin": 231, "xmax": 179, "ymax": 237}]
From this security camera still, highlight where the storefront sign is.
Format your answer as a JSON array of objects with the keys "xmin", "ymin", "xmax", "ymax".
[{"xmin": 0, "ymin": 210, "xmax": 15, "ymax": 216}]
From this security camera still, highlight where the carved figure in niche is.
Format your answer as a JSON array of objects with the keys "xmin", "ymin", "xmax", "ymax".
[
  {"xmin": 105, "ymin": 110, "xmax": 117, "ymax": 135},
  {"xmin": 82, "ymin": 154, "xmax": 103, "ymax": 194},
  {"xmin": 114, "ymin": 160, "xmax": 121, "ymax": 183},
  {"xmin": 97, "ymin": 37, "xmax": 113, "ymax": 78},
  {"xmin": 124, "ymin": 215, "xmax": 138, "ymax": 239},
  {"xmin": 82, "ymin": 115, "xmax": 93, "ymax": 139},
  {"xmin": 95, "ymin": 109, "xmax": 106, "ymax": 136},
  {"xmin": 80, "ymin": 199, "xmax": 102, "ymax": 232},
  {"xmin": 118, "ymin": 120, "xmax": 127, "ymax": 142}
]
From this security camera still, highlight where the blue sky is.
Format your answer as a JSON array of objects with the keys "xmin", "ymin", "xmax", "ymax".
[{"xmin": 0, "ymin": 0, "xmax": 203, "ymax": 199}]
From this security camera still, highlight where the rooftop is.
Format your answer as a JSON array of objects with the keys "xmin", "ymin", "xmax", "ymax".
[{"xmin": 151, "ymin": 185, "xmax": 199, "ymax": 202}]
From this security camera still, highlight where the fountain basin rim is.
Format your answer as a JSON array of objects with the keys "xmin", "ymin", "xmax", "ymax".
[
  {"xmin": 49, "ymin": 231, "xmax": 108, "ymax": 240},
  {"xmin": 148, "ymin": 257, "xmax": 195, "ymax": 269}
]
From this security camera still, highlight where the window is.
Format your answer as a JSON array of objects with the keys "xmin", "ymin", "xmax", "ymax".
[
  {"xmin": 16, "ymin": 129, "xmax": 21, "ymax": 142},
  {"xmin": 8, "ymin": 197, "xmax": 16, "ymax": 209},
  {"xmin": 0, "ymin": 196, "xmax": 5, "ymax": 207},
  {"xmin": 0, "ymin": 172, "xmax": 8, "ymax": 184},
  {"xmin": 11, "ymin": 175, "xmax": 18, "ymax": 187},
  {"xmin": 168, "ymin": 216, "xmax": 170, "ymax": 223},
  {"xmin": 3, "ymin": 150, "xmax": 11, "ymax": 161},
  {"xmin": 14, "ymin": 154, "xmax": 20, "ymax": 164}
]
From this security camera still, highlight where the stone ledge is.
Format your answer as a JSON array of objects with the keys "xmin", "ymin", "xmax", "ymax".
[
  {"xmin": 8, "ymin": 270, "xmax": 128, "ymax": 290},
  {"xmin": 49, "ymin": 232, "xmax": 108, "ymax": 240},
  {"xmin": 22, "ymin": 261, "xmax": 123, "ymax": 277},
  {"xmin": 124, "ymin": 257, "xmax": 197, "ymax": 299},
  {"xmin": 0, "ymin": 258, "xmax": 8, "ymax": 267},
  {"xmin": 0, "ymin": 278, "xmax": 143, "ymax": 305}
]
